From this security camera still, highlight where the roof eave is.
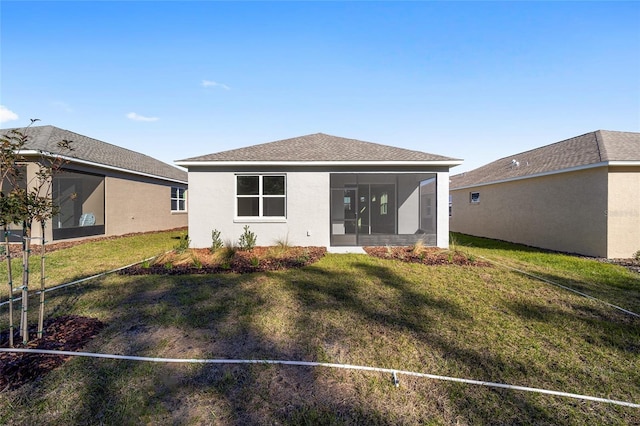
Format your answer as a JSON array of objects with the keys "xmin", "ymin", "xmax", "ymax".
[
  {"xmin": 175, "ymin": 160, "xmax": 464, "ymax": 168},
  {"xmin": 18, "ymin": 150, "xmax": 188, "ymax": 185},
  {"xmin": 450, "ymin": 160, "xmax": 640, "ymax": 190}
]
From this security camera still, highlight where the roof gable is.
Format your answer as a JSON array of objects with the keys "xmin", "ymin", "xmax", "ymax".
[
  {"xmin": 177, "ymin": 133, "xmax": 460, "ymax": 164},
  {"xmin": 3, "ymin": 125, "xmax": 187, "ymax": 183},
  {"xmin": 451, "ymin": 130, "xmax": 640, "ymax": 189}
]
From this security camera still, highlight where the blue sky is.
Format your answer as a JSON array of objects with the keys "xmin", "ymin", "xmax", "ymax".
[{"xmin": 1, "ymin": 1, "xmax": 639, "ymax": 173}]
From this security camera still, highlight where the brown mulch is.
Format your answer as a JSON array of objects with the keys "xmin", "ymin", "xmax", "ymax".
[
  {"xmin": 600, "ymin": 258, "xmax": 640, "ymax": 275},
  {"xmin": 0, "ymin": 315, "xmax": 104, "ymax": 390},
  {"xmin": 121, "ymin": 246, "xmax": 327, "ymax": 275},
  {"xmin": 364, "ymin": 246, "xmax": 491, "ymax": 267}
]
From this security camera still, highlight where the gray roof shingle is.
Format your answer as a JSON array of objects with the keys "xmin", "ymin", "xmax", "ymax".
[
  {"xmin": 178, "ymin": 133, "xmax": 460, "ymax": 163},
  {"xmin": 451, "ymin": 130, "xmax": 640, "ymax": 189},
  {"xmin": 3, "ymin": 125, "xmax": 187, "ymax": 183}
]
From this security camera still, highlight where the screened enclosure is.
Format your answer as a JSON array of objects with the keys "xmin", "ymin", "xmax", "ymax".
[
  {"xmin": 330, "ymin": 173, "xmax": 437, "ymax": 246},
  {"xmin": 52, "ymin": 170, "xmax": 105, "ymax": 240}
]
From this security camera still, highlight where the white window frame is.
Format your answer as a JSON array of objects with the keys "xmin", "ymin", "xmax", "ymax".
[
  {"xmin": 235, "ymin": 174, "xmax": 287, "ymax": 221},
  {"xmin": 171, "ymin": 187, "xmax": 187, "ymax": 212}
]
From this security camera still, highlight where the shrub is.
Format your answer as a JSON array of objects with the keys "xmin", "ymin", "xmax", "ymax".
[
  {"xmin": 412, "ymin": 239, "xmax": 426, "ymax": 255},
  {"xmin": 191, "ymin": 255, "xmax": 203, "ymax": 269},
  {"xmin": 210, "ymin": 229, "xmax": 223, "ymax": 253},
  {"xmin": 275, "ymin": 234, "xmax": 290, "ymax": 250},
  {"xmin": 238, "ymin": 225, "xmax": 257, "ymax": 251},
  {"xmin": 174, "ymin": 233, "xmax": 190, "ymax": 253},
  {"xmin": 634, "ymin": 250, "xmax": 640, "ymax": 261}
]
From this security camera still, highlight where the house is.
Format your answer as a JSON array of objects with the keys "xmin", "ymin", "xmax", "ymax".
[
  {"xmin": 175, "ymin": 133, "xmax": 462, "ymax": 250},
  {"xmin": 2, "ymin": 125, "xmax": 188, "ymax": 242},
  {"xmin": 450, "ymin": 130, "xmax": 640, "ymax": 259}
]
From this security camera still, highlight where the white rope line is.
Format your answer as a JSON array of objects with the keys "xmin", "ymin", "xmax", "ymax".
[
  {"xmin": 0, "ymin": 256, "xmax": 158, "ymax": 308},
  {"xmin": 1, "ymin": 348, "xmax": 637, "ymax": 408},
  {"xmin": 479, "ymin": 256, "xmax": 640, "ymax": 318}
]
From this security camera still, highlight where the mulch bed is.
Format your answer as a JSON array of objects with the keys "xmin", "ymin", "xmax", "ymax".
[
  {"xmin": 0, "ymin": 315, "xmax": 104, "ymax": 390},
  {"xmin": 364, "ymin": 246, "xmax": 491, "ymax": 267},
  {"xmin": 120, "ymin": 246, "xmax": 327, "ymax": 275},
  {"xmin": 599, "ymin": 258, "xmax": 640, "ymax": 275}
]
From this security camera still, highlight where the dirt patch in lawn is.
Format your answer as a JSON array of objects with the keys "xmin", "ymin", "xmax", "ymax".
[
  {"xmin": 121, "ymin": 246, "xmax": 327, "ymax": 275},
  {"xmin": 0, "ymin": 315, "xmax": 104, "ymax": 390},
  {"xmin": 364, "ymin": 246, "xmax": 491, "ymax": 267}
]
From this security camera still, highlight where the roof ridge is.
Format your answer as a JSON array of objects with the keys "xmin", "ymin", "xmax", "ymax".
[
  {"xmin": 594, "ymin": 130, "xmax": 605, "ymax": 162},
  {"xmin": 178, "ymin": 132, "xmax": 460, "ymax": 163}
]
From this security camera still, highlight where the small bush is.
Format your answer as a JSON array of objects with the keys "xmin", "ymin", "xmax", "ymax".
[
  {"xmin": 210, "ymin": 229, "xmax": 223, "ymax": 253},
  {"xmin": 191, "ymin": 255, "xmax": 203, "ymax": 269},
  {"xmin": 174, "ymin": 233, "xmax": 190, "ymax": 253},
  {"xmin": 250, "ymin": 256, "xmax": 260, "ymax": 267},
  {"xmin": 275, "ymin": 235, "xmax": 290, "ymax": 250},
  {"xmin": 412, "ymin": 239, "xmax": 426, "ymax": 255},
  {"xmin": 634, "ymin": 250, "xmax": 640, "ymax": 261},
  {"xmin": 217, "ymin": 240, "xmax": 237, "ymax": 261},
  {"xmin": 295, "ymin": 250, "xmax": 311, "ymax": 265},
  {"xmin": 238, "ymin": 225, "xmax": 257, "ymax": 251}
]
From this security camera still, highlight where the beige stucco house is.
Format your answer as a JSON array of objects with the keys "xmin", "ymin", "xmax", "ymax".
[
  {"xmin": 3, "ymin": 125, "xmax": 188, "ymax": 243},
  {"xmin": 176, "ymin": 133, "xmax": 462, "ymax": 250},
  {"xmin": 450, "ymin": 130, "xmax": 640, "ymax": 258}
]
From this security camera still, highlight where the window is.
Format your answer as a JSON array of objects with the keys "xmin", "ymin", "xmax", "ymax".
[
  {"xmin": 470, "ymin": 192, "xmax": 480, "ymax": 204},
  {"xmin": 236, "ymin": 175, "xmax": 286, "ymax": 217},
  {"xmin": 380, "ymin": 192, "xmax": 388, "ymax": 215},
  {"xmin": 171, "ymin": 187, "xmax": 187, "ymax": 211}
]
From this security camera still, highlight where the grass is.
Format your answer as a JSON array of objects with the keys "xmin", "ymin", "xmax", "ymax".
[
  {"xmin": 451, "ymin": 232, "xmax": 640, "ymax": 314},
  {"xmin": 1, "ymin": 229, "xmax": 186, "ymax": 291},
  {"xmin": 0, "ymin": 231, "xmax": 639, "ymax": 424}
]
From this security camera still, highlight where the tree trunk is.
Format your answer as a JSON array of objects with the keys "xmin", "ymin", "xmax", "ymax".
[
  {"xmin": 20, "ymin": 222, "xmax": 31, "ymax": 345},
  {"xmin": 5, "ymin": 225, "xmax": 14, "ymax": 347},
  {"xmin": 37, "ymin": 221, "xmax": 46, "ymax": 338}
]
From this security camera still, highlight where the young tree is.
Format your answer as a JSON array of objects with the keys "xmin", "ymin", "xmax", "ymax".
[
  {"xmin": 0, "ymin": 127, "xmax": 30, "ymax": 347},
  {"xmin": 1, "ymin": 121, "xmax": 73, "ymax": 345}
]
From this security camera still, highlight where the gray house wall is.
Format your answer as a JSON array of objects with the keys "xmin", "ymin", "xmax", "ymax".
[
  {"xmin": 187, "ymin": 166, "xmax": 452, "ymax": 249},
  {"xmin": 450, "ymin": 167, "xmax": 610, "ymax": 257}
]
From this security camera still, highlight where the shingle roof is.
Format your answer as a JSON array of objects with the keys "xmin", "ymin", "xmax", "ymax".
[
  {"xmin": 450, "ymin": 130, "xmax": 640, "ymax": 189},
  {"xmin": 3, "ymin": 125, "xmax": 187, "ymax": 183},
  {"xmin": 177, "ymin": 133, "xmax": 460, "ymax": 163}
]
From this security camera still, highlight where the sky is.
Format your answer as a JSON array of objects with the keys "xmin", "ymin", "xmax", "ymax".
[{"xmin": 1, "ymin": 1, "xmax": 639, "ymax": 173}]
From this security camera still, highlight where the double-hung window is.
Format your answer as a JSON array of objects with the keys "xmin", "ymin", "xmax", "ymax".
[
  {"xmin": 171, "ymin": 187, "xmax": 187, "ymax": 211},
  {"xmin": 236, "ymin": 175, "xmax": 286, "ymax": 218}
]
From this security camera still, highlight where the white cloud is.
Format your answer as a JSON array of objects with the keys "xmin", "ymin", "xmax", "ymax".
[
  {"xmin": 202, "ymin": 80, "xmax": 230, "ymax": 90},
  {"xmin": 126, "ymin": 112, "xmax": 159, "ymax": 122},
  {"xmin": 0, "ymin": 105, "xmax": 19, "ymax": 123}
]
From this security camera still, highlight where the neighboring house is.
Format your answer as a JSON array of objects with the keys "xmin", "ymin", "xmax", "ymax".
[
  {"xmin": 176, "ymin": 133, "xmax": 462, "ymax": 250},
  {"xmin": 450, "ymin": 130, "xmax": 640, "ymax": 259},
  {"xmin": 2, "ymin": 125, "xmax": 188, "ymax": 243}
]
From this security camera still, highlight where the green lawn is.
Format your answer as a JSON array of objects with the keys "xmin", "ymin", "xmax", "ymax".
[{"xmin": 1, "ymin": 231, "xmax": 638, "ymax": 425}]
